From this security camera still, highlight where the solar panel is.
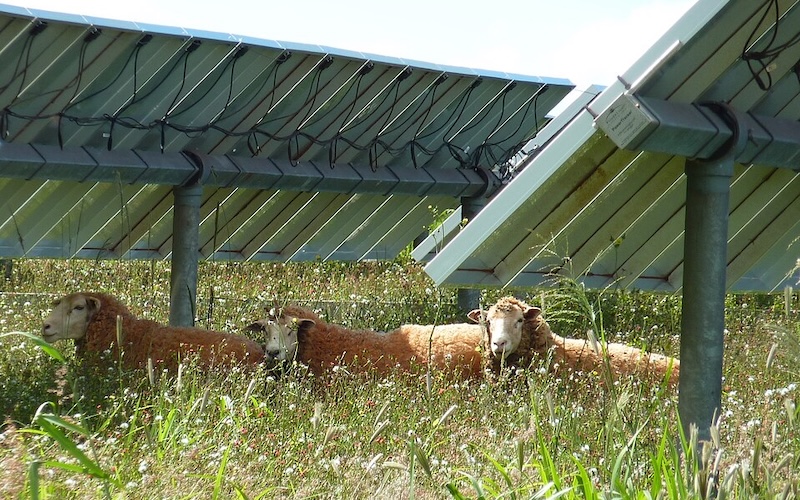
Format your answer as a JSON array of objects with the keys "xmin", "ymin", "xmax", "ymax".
[
  {"xmin": 0, "ymin": 3, "xmax": 574, "ymax": 261},
  {"xmin": 424, "ymin": 0, "xmax": 800, "ymax": 293}
]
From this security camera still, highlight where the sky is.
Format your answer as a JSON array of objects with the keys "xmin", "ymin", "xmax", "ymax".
[{"xmin": 0, "ymin": 0, "xmax": 697, "ymax": 92}]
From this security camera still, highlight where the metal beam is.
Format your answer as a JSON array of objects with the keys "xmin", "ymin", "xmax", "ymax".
[
  {"xmin": 0, "ymin": 141, "xmax": 499, "ymax": 198},
  {"xmin": 594, "ymin": 94, "xmax": 800, "ymax": 170}
]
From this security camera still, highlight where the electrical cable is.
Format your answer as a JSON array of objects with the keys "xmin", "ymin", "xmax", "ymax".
[
  {"xmin": 742, "ymin": 0, "xmax": 800, "ymax": 91},
  {"xmin": 0, "ymin": 29, "xmax": 537, "ymax": 175}
]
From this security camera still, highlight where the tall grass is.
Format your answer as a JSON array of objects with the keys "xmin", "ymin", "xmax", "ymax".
[{"xmin": 0, "ymin": 259, "xmax": 798, "ymax": 498}]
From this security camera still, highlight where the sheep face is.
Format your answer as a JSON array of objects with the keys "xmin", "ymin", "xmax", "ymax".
[
  {"xmin": 247, "ymin": 314, "xmax": 315, "ymax": 366},
  {"xmin": 468, "ymin": 302, "xmax": 542, "ymax": 359},
  {"xmin": 41, "ymin": 293, "xmax": 101, "ymax": 343}
]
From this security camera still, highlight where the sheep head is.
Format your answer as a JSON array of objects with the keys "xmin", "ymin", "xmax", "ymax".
[
  {"xmin": 41, "ymin": 293, "xmax": 102, "ymax": 343},
  {"xmin": 247, "ymin": 308, "xmax": 315, "ymax": 366},
  {"xmin": 468, "ymin": 297, "xmax": 542, "ymax": 359}
]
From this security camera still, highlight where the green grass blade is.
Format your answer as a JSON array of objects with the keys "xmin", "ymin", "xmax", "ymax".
[
  {"xmin": 212, "ymin": 446, "xmax": 231, "ymax": 500},
  {"xmin": 445, "ymin": 482, "xmax": 470, "ymax": 500},
  {"xmin": 410, "ymin": 440, "xmax": 433, "ymax": 480},
  {"xmin": 37, "ymin": 412, "xmax": 90, "ymax": 438},
  {"xmin": 570, "ymin": 454, "xmax": 598, "ymax": 500},
  {"xmin": 536, "ymin": 431, "xmax": 562, "ymax": 491},
  {"xmin": 1, "ymin": 331, "xmax": 66, "ymax": 363},
  {"xmin": 35, "ymin": 414, "xmax": 109, "ymax": 480},
  {"xmin": 40, "ymin": 460, "xmax": 93, "ymax": 474},
  {"xmin": 478, "ymin": 447, "xmax": 515, "ymax": 497},
  {"xmin": 28, "ymin": 459, "xmax": 41, "ymax": 500}
]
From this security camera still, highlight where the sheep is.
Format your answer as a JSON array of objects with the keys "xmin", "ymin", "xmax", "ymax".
[
  {"xmin": 41, "ymin": 292, "xmax": 269, "ymax": 371},
  {"xmin": 247, "ymin": 305, "xmax": 485, "ymax": 378},
  {"xmin": 467, "ymin": 296, "xmax": 552, "ymax": 373},
  {"xmin": 469, "ymin": 296, "xmax": 680, "ymax": 386}
]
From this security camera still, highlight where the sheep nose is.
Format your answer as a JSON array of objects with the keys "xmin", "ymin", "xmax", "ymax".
[
  {"xmin": 266, "ymin": 350, "xmax": 282, "ymax": 359},
  {"xmin": 492, "ymin": 340, "xmax": 508, "ymax": 352},
  {"xmin": 42, "ymin": 322, "xmax": 51, "ymax": 333}
]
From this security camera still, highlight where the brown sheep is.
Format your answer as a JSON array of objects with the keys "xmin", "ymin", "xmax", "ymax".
[
  {"xmin": 467, "ymin": 297, "xmax": 552, "ymax": 372},
  {"xmin": 247, "ymin": 305, "xmax": 484, "ymax": 378},
  {"xmin": 41, "ymin": 292, "xmax": 269, "ymax": 371},
  {"xmin": 469, "ymin": 296, "xmax": 680, "ymax": 386}
]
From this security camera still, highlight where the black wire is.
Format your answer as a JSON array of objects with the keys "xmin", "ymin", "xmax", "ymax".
[
  {"xmin": 478, "ymin": 85, "xmax": 544, "ymax": 163},
  {"xmin": 206, "ymin": 56, "xmax": 282, "ymax": 129},
  {"xmin": 742, "ymin": 0, "xmax": 800, "ymax": 91},
  {"xmin": 325, "ymin": 65, "xmax": 370, "ymax": 165},
  {"xmin": 248, "ymin": 55, "xmax": 286, "ymax": 156},
  {"xmin": 437, "ymin": 79, "xmax": 479, "ymax": 142},
  {"xmin": 373, "ymin": 76, "xmax": 442, "ymax": 169},
  {"xmin": 0, "ymin": 30, "xmax": 34, "ymax": 95},
  {"xmin": 14, "ymin": 30, "xmax": 37, "ymax": 100},
  {"xmin": 167, "ymin": 49, "xmax": 240, "ymax": 122},
  {"xmin": 259, "ymin": 59, "xmax": 328, "ymax": 129},
  {"xmin": 65, "ymin": 40, "xmax": 142, "ymax": 112},
  {"xmin": 163, "ymin": 49, "xmax": 193, "ymax": 120},
  {"xmin": 1, "ymin": 35, "xmax": 533, "ymax": 171}
]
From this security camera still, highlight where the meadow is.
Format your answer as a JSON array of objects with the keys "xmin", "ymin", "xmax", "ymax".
[{"xmin": 0, "ymin": 257, "xmax": 798, "ymax": 499}]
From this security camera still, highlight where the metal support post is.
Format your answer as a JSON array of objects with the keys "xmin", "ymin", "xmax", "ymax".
[
  {"xmin": 678, "ymin": 158, "xmax": 731, "ymax": 444},
  {"xmin": 457, "ymin": 193, "xmax": 487, "ymax": 315},
  {"xmin": 678, "ymin": 103, "xmax": 746, "ymax": 445},
  {"xmin": 170, "ymin": 184, "xmax": 203, "ymax": 327}
]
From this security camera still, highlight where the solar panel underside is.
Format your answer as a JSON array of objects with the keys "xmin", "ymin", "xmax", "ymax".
[
  {"xmin": 424, "ymin": 0, "xmax": 800, "ymax": 293},
  {"xmin": 0, "ymin": 4, "xmax": 574, "ymax": 261}
]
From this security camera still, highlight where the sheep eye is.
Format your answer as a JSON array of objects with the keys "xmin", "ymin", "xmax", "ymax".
[{"xmin": 74, "ymin": 305, "xmax": 85, "ymax": 311}]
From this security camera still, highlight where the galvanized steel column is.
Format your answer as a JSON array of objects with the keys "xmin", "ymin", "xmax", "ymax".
[
  {"xmin": 678, "ymin": 157, "xmax": 731, "ymax": 443},
  {"xmin": 457, "ymin": 195, "xmax": 487, "ymax": 314},
  {"xmin": 170, "ymin": 184, "xmax": 203, "ymax": 327}
]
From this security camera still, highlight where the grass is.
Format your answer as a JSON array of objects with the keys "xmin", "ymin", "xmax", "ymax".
[{"xmin": 0, "ymin": 258, "xmax": 798, "ymax": 498}]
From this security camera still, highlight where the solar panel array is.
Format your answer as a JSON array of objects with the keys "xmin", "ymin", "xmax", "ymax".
[
  {"xmin": 0, "ymin": 4, "xmax": 573, "ymax": 261},
  {"xmin": 425, "ymin": 0, "xmax": 800, "ymax": 293}
]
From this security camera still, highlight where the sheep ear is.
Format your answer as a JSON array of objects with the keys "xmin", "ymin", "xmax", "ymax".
[
  {"xmin": 467, "ymin": 309, "xmax": 484, "ymax": 323},
  {"xmin": 296, "ymin": 318, "xmax": 315, "ymax": 336},
  {"xmin": 86, "ymin": 296, "xmax": 101, "ymax": 310},
  {"xmin": 84, "ymin": 296, "xmax": 101, "ymax": 321},
  {"xmin": 245, "ymin": 321, "xmax": 266, "ymax": 332},
  {"xmin": 523, "ymin": 306, "xmax": 542, "ymax": 320}
]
